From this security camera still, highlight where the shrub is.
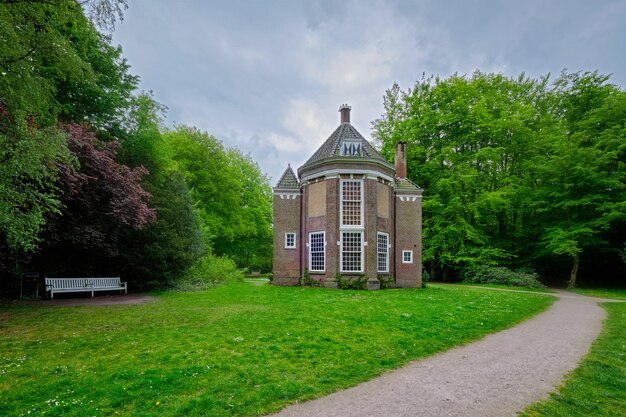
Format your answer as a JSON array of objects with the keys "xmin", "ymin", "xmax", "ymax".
[
  {"xmin": 462, "ymin": 266, "xmax": 546, "ymax": 288},
  {"xmin": 173, "ymin": 254, "xmax": 244, "ymax": 291},
  {"xmin": 422, "ymin": 270, "xmax": 430, "ymax": 288},
  {"xmin": 377, "ymin": 275, "xmax": 394, "ymax": 289},
  {"xmin": 336, "ymin": 274, "xmax": 367, "ymax": 290},
  {"xmin": 301, "ymin": 268, "xmax": 321, "ymax": 287}
]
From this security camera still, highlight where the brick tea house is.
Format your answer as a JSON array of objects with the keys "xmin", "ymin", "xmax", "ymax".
[{"xmin": 273, "ymin": 104, "xmax": 423, "ymax": 289}]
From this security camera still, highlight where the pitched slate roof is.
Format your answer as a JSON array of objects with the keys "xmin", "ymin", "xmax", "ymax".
[
  {"xmin": 299, "ymin": 123, "xmax": 394, "ymax": 172},
  {"xmin": 275, "ymin": 165, "xmax": 300, "ymax": 189}
]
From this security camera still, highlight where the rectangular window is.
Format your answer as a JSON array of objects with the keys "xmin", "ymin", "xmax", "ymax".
[
  {"xmin": 341, "ymin": 180, "xmax": 362, "ymax": 227},
  {"xmin": 402, "ymin": 250, "xmax": 413, "ymax": 264},
  {"xmin": 341, "ymin": 232, "xmax": 363, "ymax": 272},
  {"xmin": 377, "ymin": 232, "xmax": 389, "ymax": 273},
  {"xmin": 285, "ymin": 232, "xmax": 296, "ymax": 249},
  {"xmin": 309, "ymin": 232, "xmax": 325, "ymax": 272}
]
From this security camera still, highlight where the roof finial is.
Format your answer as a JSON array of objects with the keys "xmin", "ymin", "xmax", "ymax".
[{"xmin": 339, "ymin": 103, "xmax": 351, "ymax": 123}]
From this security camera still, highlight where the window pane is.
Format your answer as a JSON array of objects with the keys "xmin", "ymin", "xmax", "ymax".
[
  {"xmin": 377, "ymin": 233, "xmax": 388, "ymax": 272},
  {"xmin": 310, "ymin": 232, "xmax": 325, "ymax": 271},
  {"xmin": 285, "ymin": 233, "xmax": 295, "ymax": 248},
  {"xmin": 342, "ymin": 181, "xmax": 362, "ymax": 226},
  {"xmin": 403, "ymin": 250, "xmax": 413, "ymax": 263},
  {"xmin": 342, "ymin": 232, "xmax": 362, "ymax": 272}
]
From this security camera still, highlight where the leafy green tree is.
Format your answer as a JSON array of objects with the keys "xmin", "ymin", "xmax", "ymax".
[
  {"xmin": 223, "ymin": 150, "xmax": 273, "ymax": 271},
  {"xmin": 0, "ymin": 0, "xmax": 137, "ymax": 259},
  {"xmin": 120, "ymin": 172, "xmax": 206, "ymax": 289},
  {"xmin": 536, "ymin": 72, "xmax": 626, "ymax": 287},
  {"xmin": 164, "ymin": 126, "xmax": 240, "ymax": 244},
  {"xmin": 115, "ymin": 94, "xmax": 207, "ymax": 289},
  {"xmin": 118, "ymin": 92, "xmax": 170, "ymax": 178},
  {"xmin": 0, "ymin": 124, "xmax": 71, "ymax": 253},
  {"xmin": 374, "ymin": 72, "xmax": 554, "ymax": 278},
  {"xmin": 164, "ymin": 126, "xmax": 273, "ymax": 270},
  {"xmin": 374, "ymin": 71, "xmax": 626, "ymax": 287}
]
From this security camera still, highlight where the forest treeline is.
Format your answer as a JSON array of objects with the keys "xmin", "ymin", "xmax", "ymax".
[
  {"xmin": 0, "ymin": 1, "xmax": 272, "ymax": 295},
  {"xmin": 374, "ymin": 71, "xmax": 626, "ymax": 288}
]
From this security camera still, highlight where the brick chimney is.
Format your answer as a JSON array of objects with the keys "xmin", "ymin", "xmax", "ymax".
[
  {"xmin": 395, "ymin": 142, "xmax": 407, "ymax": 178},
  {"xmin": 339, "ymin": 103, "xmax": 351, "ymax": 123}
]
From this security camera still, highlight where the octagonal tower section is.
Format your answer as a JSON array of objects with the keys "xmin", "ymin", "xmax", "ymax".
[{"xmin": 297, "ymin": 104, "xmax": 399, "ymax": 289}]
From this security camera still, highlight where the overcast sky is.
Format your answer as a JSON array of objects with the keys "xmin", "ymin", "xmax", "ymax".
[{"xmin": 111, "ymin": 0, "xmax": 626, "ymax": 183}]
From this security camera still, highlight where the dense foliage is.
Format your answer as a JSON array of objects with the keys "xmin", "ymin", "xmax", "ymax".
[
  {"xmin": 0, "ymin": 1, "xmax": 272, "ymax": 295},
  {"xmin": 373, "ymin": 71, "xmax": 626, "ymax": 288},
  {"xmin": 462, "ymin": 266, "xmax": 546, "ymax": 289}
]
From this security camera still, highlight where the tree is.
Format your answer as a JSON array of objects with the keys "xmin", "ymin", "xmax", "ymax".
[
  {"xmin": 373, "ymin": 70, "xmax": 626, "ymax": 287},
  {"xmin": 35, "ymin": 124, "xmax": 155, "ymax": 275},
  {"xmin": 119, "ymin": 172, "xmax": 206, "ymax": 289},
  {"xmin": 0, "ymin": 0, "xmax": 138, "ymax": 259},
  {"xmin": 535, "ymin": 72, "xmax": 626, "ymax": 287},
  {"xmin": 164, "ymin": 126, "xmax": 273, "ymax": 270},
  {"xmin": 0, "ymin": 121, "xmax": 71, "ymax": 254},
  {"xmin": 374, "ymin": 72, "xmax": 554, "ymax": 278},
  {"xmin": 223, "ymin": 150, "xmax": 272, "ymax": 270}
]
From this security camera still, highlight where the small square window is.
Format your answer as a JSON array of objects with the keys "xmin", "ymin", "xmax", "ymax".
[
  {"xmin": 285, "ymin": 233, "xmax": 296, "ymax": 249},
  {"xmin": 402, "ymin": 250, "xmax": 413, "ymax": 264}
]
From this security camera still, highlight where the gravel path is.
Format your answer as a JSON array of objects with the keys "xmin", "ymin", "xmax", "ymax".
[
  {"xmin": 30, "ymin": 294, "xmax": 156, "ymax": 307},
  {"xmin": 269, "ymin": 289, "xmax": 618, "ymax": 417}
]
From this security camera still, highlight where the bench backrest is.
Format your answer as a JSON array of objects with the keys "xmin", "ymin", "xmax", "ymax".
[
  {"xmin": 89, "ymin": 277, "xmax": 122, "ymax": 288},
  {"xmin": 45, "ymin": 277, "xmax": 121, "ymax": 289}
]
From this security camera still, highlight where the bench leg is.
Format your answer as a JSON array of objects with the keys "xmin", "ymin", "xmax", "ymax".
[{"xmin": 91, "ymin": 289, "xmax": 94, "ymax": 298}]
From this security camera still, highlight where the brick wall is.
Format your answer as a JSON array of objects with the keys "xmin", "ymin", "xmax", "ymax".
[
  {"xmin": 273, "ymin": 192, "xmax": 301, "ymax": 285},
  {"xmin": 394, "ymin": 193, "xmax": 423, "ymax": 287}
]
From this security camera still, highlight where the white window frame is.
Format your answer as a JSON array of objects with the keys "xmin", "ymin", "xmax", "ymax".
[
  {"xmin": 340, "ymin": 231, "xmax": 363, "ymax": 273},
  {"xmin": 309, "ymin": 231, "xmax": 326, "ymax": 272},
  {"xmin": 340, "ymin": 179, "xmax": 364, "ymax": 228},
  {"xmin": 402, "ymin": 250, "xmax": 413, "ymax": 264},
  {"xmin": 284, "ymin": 232, "xmax": 296, "ymax": 249},
  {"xmin": 377, "ymin": 232, "xmax": 389, "ymax": 273}
]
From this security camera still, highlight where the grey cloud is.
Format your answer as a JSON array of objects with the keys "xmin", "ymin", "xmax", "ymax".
[{"xmin": 112, "ymin": 0, "xmax": 626, "ymax": 183}]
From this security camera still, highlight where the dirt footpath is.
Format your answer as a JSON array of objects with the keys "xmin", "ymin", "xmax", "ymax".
[
  {"xmin": 269, "ymin": 290, "xmax": 617, "ymax": 417},
  {"xmin": 25, "ymin": 294, "xmax": 156, "ymax": 307}
]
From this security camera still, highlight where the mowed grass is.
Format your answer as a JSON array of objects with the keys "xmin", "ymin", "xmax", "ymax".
[
  {"xmin": 568, "ymin": 288, "xmax": 626, "ymax": 300},
  {"xmin": 519, "ymin": 301, "xmax": 626, "ymax": 417},
  {"xmin": 1, "ymin": 282, "xmax": 553, "ymax": 417},
  {"xmin": 451, "ymin": 283, "xmax": 553, "ymax": 293}
]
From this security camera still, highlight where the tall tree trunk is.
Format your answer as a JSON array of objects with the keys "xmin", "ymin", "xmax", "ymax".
[{"xmin": 567, "ymin": 254, "xmax": 579, "ymax": 289}]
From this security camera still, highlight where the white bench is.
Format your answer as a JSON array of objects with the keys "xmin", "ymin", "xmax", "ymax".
[{"xmin": 45, "ymin": 277, "xmax": 127, "ymax": 299}]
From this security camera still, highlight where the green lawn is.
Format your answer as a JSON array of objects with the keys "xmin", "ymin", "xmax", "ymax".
[
  {"xmin": 519, "ymin": 301, "xmax": 626, "ymax": 417},
  {"xmin": 450, "ymin": 283, "xmax": 553, "ymax": 293},
  {"xmin": 568, "ymin": 288, "xmax": 626, "ymax": 300},
  {"xmin": 1, "ymin": 282, "xmax": 553, "ymax": 417}
]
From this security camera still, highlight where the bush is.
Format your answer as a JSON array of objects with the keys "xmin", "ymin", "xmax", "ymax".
[
  {"xmin": 462, "ymin": 266, "xmax": 546, "ymax": 288},
  {"xmin": 301, "ymin": 267, "xmax": 321, "ymax": 287},
  {"xmin": 421, "ymin": 270, "xmax": 430, "ymax": 288},
  {"xmin": 173, "ymin": 254, "xmax": 244, "ymax": 291},
  {"xmin": 377, "ymin": 275, "xmax": 393, "ymax": 289},
  {"xmin": 336, "ymin": 274, "xmax": 367, "ymax": 290}
]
